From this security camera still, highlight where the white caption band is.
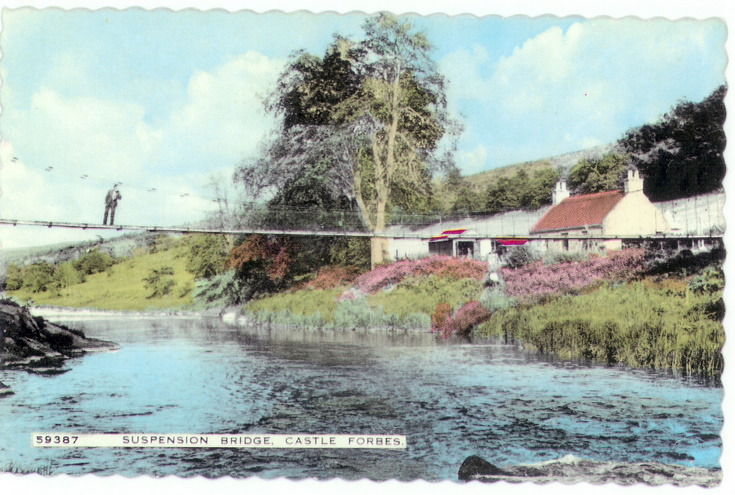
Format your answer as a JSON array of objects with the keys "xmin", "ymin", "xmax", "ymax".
[{"xmin": 32, "ymin": 433, "xmax": 407, "ymax": 449}]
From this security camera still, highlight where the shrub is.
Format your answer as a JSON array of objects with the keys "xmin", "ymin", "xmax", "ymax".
[
  {"xmin": 440, "ymin": 301, "xmax": 492, "ymax": 338},
  {"xmin": 687, "ymin": 266, "xmax": 724, "ymax": 295},
  {"xmin": 52, "ymin": 262, "xmax": 83, "ymax": 290},
  {"xmin": 4, "ymin": 263, "xmax": 23, "ymax": 291},
  {"xmin": 431, "ymin": 302, "xmax": 452, "ymax": 334},
  {"xmin": 186, "ymin": 234, "xmax": 229, "ymax": 279},
  {"xmin": 22, "ymin": 262, "xmax": 55, "ymax": 293},
  {"xmin": 192, "ymin": 270, "xmax": 242, "ymax": 308},
  {"xmin": 143, "ymin": 266, "xmax": 176, "ymax": 298},
  {"xmin": 73, "ymin": 249, "xmax": 114, "ymax": 275},
  {"xmin": 300, "ymin": 265, "xmax": 364, "ymax": 290},
  {"xmin": 503, "ymin": 244, "xmax": 541, "ymax": 269},
  {"xmin": 477, "ymin": 282, "xmax": 724, "ymax": 377},
  {"xmin": 348, "ymin": 256, "xmax": 486, "ymax": 296},
  {"xmin": 501, "ymin": 248, "xmax": 644, "ymax": 302}
]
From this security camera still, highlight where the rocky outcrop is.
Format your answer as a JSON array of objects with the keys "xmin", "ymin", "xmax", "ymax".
[
  {"xmin": 458, "ymin": 454, "xmax": 722, "ymax": 487},
  {"xmin": 1, "ymin": 299, "xmax": 118, "ymax": 380}
]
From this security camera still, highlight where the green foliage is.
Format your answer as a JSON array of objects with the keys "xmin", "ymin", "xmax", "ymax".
[
  {"xmin": 21, "ymin": 262, "xmax": 54, "ymax": 293},
  {"xmin": 567, "ymin": 153, "xmax": 627, "ymax": 194},
  {"xmin": 7, "ymin": 235, "xmax": 195, "ymax": 311},
  {"xmin": 72, "ymin": 249, "xmax": 114, "ymax": 275},
  {"xmin": 5, "ymin": 263, "xmax": 23, "ymax": 291},
  {"xmin": 186, "ymin": 235, "xmax": 228, "ymax": 279},
  {"xmin": 503, "ymin": 244, "xmax": 541, "ymax": 269},
  {"xmin": 192, "ymin": 270, "xmax": 243, "ymax": 308},
  {"xmin": 226, "ymin": 235, "xmax": 299, "ymax": 300},
  {"xmin": 329, "ymin": 237, "xmax": 371, "ymax": 270},
  {"xmin": 367, "ymin": 275, "xmax": 483, "ymax": 318},
  {"xmin": 451, "ymin": 185, "xmax": 484, "ymax": 214},
  {"xmin": 52, "ymin": 261, "xmax": 84, "ymax": 290},
  {"xmin": 246, "ymin": 288, "xmax": 341, "ymax": 322},
  {"xmin": 687, "ymin": 266, "xmax": 724, "ymax": 295},
  {"xmin": 143, "ymin": 266, "xmax": 176, "ymax": 298},
  {"xmin": 620, "ymin": 85, "xmax": 726, "ymax": 201},
  {"xmin": 485, "ymin": 167, "xmax": 559, "ymax": 214},
  {"xmin": 477, "ymin": 282, "xmax": 724, "ymax": 377}
]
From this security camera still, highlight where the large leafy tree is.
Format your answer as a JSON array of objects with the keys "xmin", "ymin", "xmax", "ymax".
[
  {"xmin": 484, "ymin": 167, "xmax": 559, "ymax": 214},
  {"xmin": 235, "ymin": 14, "xmax": 459, "ymax": 267},
  {"xmin": 620, "ymin": 85, "xmax": 726, "ymax": 201},
  {"xmin": 567, "ymin": 153, "xmax": 628, "ymax": 195}
]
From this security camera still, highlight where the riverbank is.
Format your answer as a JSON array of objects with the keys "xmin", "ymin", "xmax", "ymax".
[{"xmin": 0, "ymin": 300, "xmax": 119, "ymax": 386}]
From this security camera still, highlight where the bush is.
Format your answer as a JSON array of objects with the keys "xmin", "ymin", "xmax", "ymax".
[
  {"xmin": 5, "ymin": 263, "xmax": 23, "ymax": 291},
  {"xmin": 52, "ymin": 262, "xmax": 83, "ymax": 290},
  {"xmin": 143, "ymin": 266, "xmax": 176, "ymax": 298},
  {"xmin": 687, "ymin": 266, "xmax": 724, "ymax": 295},
  {"xmin": 501, "ymin": 248, "xmax": 644, "ymax": 302},
  {"xmin": 431, "ymin": 302, "xmax": 452, "ymax": 334},
  {"xmin": 22, "ymin": 262, "xmax": 55, "ymax": 293},
  {"xmin": 73, "ymin": 250, "xmax": 114, "ymax": 275},
  {"xmin": 477, "ymin": 282, "xmax": 724, "ymax": 377},
  {"xmin": 192, "ymin": 270, "xmax": 243, "ymax": 308},
  {"xmin": 503, "ymin": 244, "xmax": 541, "ymax": 269},
  {"xmin": 300, "ymin": 265, "xmax": 364, "ymax": 290},
  {"xmin": 186, "ymin": 235, "xmax": 228, "ymax": 279},
  {"xmin": 348, "ymin": 256, "xmax": 486, "ymax": 296}
]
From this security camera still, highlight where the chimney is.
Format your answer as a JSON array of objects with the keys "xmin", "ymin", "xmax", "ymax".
[
  {"xmin": 624, "ymin": 168, "xmax": 643, "ymax": 194},
  {"xmin": 552, "ymin": 180, "xmax": 570, "ymax": 205}
]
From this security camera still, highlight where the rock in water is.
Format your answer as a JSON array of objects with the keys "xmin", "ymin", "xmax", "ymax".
[
  {"xmin": 458, "ymin": 455, "xmax": 508, "ymax": 481},
  {"xmin": 1, "ymin": 299, "xmax": 118, "ymax": 394},
  {"xmin": 458, "ymin": 454, "xmax": 722, "ymax": 487}
]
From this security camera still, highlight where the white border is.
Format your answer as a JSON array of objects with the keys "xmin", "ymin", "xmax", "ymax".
[{"xmin": 1, "ymin": 2, "xmax": 733, "ymax": 495}]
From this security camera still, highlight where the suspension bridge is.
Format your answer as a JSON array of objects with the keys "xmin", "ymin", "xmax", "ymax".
[{"xmin": 0, "ymin": 218, "xmax": 724, "ymax": 242}]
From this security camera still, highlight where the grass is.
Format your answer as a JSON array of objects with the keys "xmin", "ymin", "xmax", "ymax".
[
  {"xmin": 477, "ymin": 281, "xmax": 724, "ymax": 377},
  {"xmin": 7, "ymin": 238, "xmax": 195, "ymax": 311}
]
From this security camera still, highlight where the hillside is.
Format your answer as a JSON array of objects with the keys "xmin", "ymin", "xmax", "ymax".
[
  {"xmin": 4, "ymin": 235, "xmax": 196, "ymax": 311},
  {"xmin": 433, "ymin": 143, "xmax": 622, "ymax": 211}
]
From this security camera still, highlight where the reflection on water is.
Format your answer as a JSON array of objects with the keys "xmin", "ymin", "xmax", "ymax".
[{"xmin": 0, "ymin": 315, "xmax": 723, "ymax": 481}]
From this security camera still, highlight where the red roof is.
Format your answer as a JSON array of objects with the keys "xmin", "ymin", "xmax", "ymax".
[
  {"xmin": 530, "ymin": 190, "xmax": 625, "ymax": 233},
  {"xmin": 441, "ymin": 229, "xmax": 467, "ymax": 235}
]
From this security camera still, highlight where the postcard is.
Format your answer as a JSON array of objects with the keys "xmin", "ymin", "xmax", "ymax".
[{"xmin": 1, "ymin": 1, "xmax": 732, "ymax": 494}]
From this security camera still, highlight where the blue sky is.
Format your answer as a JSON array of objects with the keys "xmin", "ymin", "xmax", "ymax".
[{"xmin": 0, "ymin": 3, "xmax": 728, "ymax": 248}]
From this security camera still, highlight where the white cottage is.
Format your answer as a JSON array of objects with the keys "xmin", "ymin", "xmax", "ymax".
[{"xmin": 530, "ymin": 170, "xmax": 670, "ymax": 252}]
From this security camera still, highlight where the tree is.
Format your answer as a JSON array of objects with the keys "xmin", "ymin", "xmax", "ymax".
[
  {"xmin": 567, "ymin": 153, "xmax": 627, "ymax": 195},
  {"xmin": 235, "ymin": 13, "xmax": 459, "ymax": 267},
  {"xmin": 225, "ymin": 235, "xmax": 299, "ymax": 300},
  {"xmin": 484, "ymin": 167, "xmax": 559, "ymax": 214},
  {"xmin": 22, "ymin": 262, "xmax": 54, "ymax": 293},
  {"xmin": 186, "ymin": 235, "xmax": 229, "ymax": 279},
  {"xmin": 620, "ymin": 85, "xmax": 726, "ymax": 201}
]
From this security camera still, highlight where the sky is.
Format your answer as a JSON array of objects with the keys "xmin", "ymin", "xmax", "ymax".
[{"xmin": 0, "ymin": 1, "xmax": 729, "ymax": 249}]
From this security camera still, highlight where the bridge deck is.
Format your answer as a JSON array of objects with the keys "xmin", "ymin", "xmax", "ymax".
[{"xmin": 0, "ymin": 218, "xmax": 723, "ymax": 241}]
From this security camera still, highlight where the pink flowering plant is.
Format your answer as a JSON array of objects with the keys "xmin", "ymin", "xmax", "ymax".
[
  {"xmin": 500, "ymin": 248, "xmax": 645, "ymax": 302},
  {"xmin": 344, "ymin": 256, "xmax": 486, "ymax": 298}
]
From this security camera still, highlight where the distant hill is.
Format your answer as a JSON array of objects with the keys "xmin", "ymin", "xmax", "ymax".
[{"xmin": 434, "ymin": 142, "xmax": 623, "ymax": 212}]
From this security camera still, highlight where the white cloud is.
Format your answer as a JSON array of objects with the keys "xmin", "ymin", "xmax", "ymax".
[
  {"xmin": 160, "ymin": 52, "xmax": 283, "ymax": 168},
  {"xmin": 440, "ymin": 18, "xmax": 726, "ymax": 170},
  {"xmin": 457, "ymin": 144, "xmax": 488, "ymax": 174},
  {"xmin": 1, "ymin": 52, "xmax": 283, "ymax": 247}
]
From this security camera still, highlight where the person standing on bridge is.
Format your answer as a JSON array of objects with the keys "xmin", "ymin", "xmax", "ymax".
[{"xmin": 103, "ymin": 184, "xmax": 122, "ymax": 225}]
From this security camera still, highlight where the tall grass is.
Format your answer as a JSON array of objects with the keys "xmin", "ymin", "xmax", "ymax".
[{"xmin": 477, "ymin": 282, "xmax": 724, "ymax": 377}]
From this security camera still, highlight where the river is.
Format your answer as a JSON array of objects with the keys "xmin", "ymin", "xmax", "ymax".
[{"xmin": 0, "ymin": 313, "xmax": 723, "ymax": 481}]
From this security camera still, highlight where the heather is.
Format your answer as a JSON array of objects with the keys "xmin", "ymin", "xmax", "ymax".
[
  {"xmin": 477, "ymin": 281, "xmax": 724, "ymax": 377},
  {"xmin": 347, "ymin": 256, "xmax": 486, "ymax": 296},
  {"xmin": 501, "ymin": 248, "xmax": 644, "ymax": 302}
]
